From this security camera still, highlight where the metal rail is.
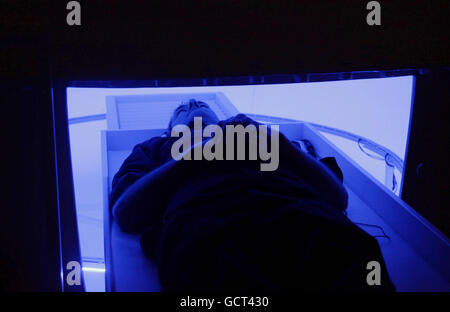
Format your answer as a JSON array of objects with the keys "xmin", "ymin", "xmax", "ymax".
[{"xmin": 247, "ymin": 114, "xmax": 403, "ymax": 192}]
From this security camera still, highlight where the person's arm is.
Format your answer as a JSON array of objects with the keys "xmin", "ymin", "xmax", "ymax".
[
  {"xmin": 280, "ymin": 131, "xmax": 348, "ymax": 212},
  {"xmin": 225, "ymin": 114, "xmax": 348, "ymax": 212},
  {"xmin": 112, "ymin": 140, "xmax": 225, "ymax": 233},
  {"xmin": 110, "ymin": 137, "xmax": 170, "ymax": 233},
  {"xmin": 112, "ymin": 157, "xmax": 195, "ymax": 233},
  {"xmin": 220, "ymin": 114, "xmax": 348, "ymax": 211},
  {"xmin": 110, "ymin": 138, "xmax": 163, "ymax": 208}
]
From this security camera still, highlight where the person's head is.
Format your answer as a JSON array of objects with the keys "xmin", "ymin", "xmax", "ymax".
[{"xmin": 168, "ymin": 99, "xmax": 219, "ymax": 131}]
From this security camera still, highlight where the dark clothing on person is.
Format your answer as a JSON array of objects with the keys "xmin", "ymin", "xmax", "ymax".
[{"xmin": 110, "ymin": 114, "xmax": 395, "ymax": 292}]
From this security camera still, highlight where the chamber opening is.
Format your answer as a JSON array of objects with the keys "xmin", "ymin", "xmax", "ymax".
[{"xmin": 66, "ymin": 73, "xmax": 415, "ymax": 291}]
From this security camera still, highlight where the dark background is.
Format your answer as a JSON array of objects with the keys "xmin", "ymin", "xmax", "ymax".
[{"xmin": 0, "ymin": 0, "xmax": 449, "ymax": 291}]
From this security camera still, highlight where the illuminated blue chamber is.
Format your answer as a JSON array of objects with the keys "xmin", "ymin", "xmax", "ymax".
[{"xmin": 67, "ymin": 78, "xmax": 450, "ymax": 291}]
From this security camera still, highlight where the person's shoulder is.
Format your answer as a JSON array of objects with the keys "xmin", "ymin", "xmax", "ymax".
[
  {"xmin": 133, "ymin": 135, "xmax": 168, "ymax": 153},
  {"xmin": 143, "ymin": 134, "xmax": 168, "ymax": 146}
]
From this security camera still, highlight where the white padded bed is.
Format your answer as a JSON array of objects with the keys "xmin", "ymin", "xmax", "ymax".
[{"xmin": 101, "ymin": 94, "xmax": 449, "ymax": 292}]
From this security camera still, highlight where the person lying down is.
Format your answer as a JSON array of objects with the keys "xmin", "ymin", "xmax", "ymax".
[{"xmin": 110, "ymin": 99, "xmax": 395, "ymax": 292}]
